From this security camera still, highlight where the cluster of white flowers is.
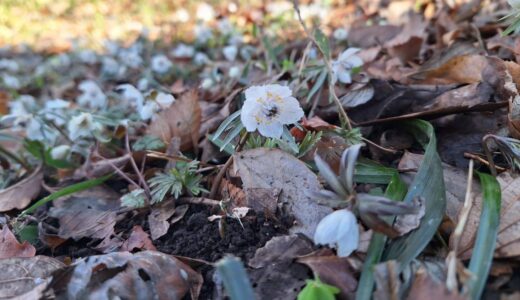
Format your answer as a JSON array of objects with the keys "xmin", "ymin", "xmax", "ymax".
[
  {"xmin": 331, "ymin": 48, "xmax": 363, "ymax": 84},
  {"xmin": 76, "ymin": 80, "xmax": 107, "ymax": 109},
  {"xmin": 115, "ymin": 84, "xmax": 175, "ymax": 121},
  {"xmin": 151, "ymin": 54, "xmax": 173, "ymax": 74},
  {"xmin": 172, "ymin": 44, "xmax": 195, "ymax": 59},
  {"xmin": 67, "ymin": 112, "xmax": 103, "ymax": 140},
  {"xmin": 240, "ymin": 84, "xmax": 304, "ymax": 138}
]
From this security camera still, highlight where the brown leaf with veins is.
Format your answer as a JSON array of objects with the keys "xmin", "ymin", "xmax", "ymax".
[
  {"xmin": 120, "ymin": 225, "xmax": 156, "ymax": 252},
  {"xmin": 0, "ymin": 165, "xmax": 43, "ymax": 212},
  {"xmin": 148, "ymin": 202, "xmax": 188, "ymax": 240},
  {"xmin": 406, "ymin": 268, "xmax": 465, "ymax": 300},
  {"xmin": 148, "ymin": 89, "xmax": 201, "ymax": 151},
  {"xmin": 0, "ymin": 226, "xmax": 36, "ymax": 259}
]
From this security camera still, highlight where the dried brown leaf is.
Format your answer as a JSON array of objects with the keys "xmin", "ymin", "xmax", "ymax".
[
  {"xmin": 0, "ymin": 226, "xmax": 36, "ymax": 259},
  {"xmin": 0, "ymin": 165, "xmax": 43, "ymax": 212},
  {"xmin": 249, "ymin": 234, "xmax": 314, "ymax": 269},
  {"xmin": 406, "ymin": 268, "xmax": 465, "ymax": 300},
  {"xmin": 120, "ymin": 225, "xmax": 156, "ymax": 252}
]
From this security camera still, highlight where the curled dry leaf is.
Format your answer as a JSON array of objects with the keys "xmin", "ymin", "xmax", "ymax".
[
  {"xmin": 148, "ymin": 89, "xmax": 201, "ymax": 151},
  {"xmin": 47, "ymin": 251, "xmax": 203, "ymax": 300},
  {"xmin": 233, "ymin": 148, "xmax": 333, "ymax": 238},
  {"xmin": 120, "ymin": 225, "xmax": 156, "ymax": 252},
  {"xmin": 0, "ymin": 256, "xmax": 64, "ymax": 299},
  {"xmin": 0, "ymin": 164, "xmax": 43, "ymax": 212},
  {"xmin": 148, "ymin": 201, "xmax": 189, "ymax": 240},
  {"xmin": 249, "ymin": 234, "xmax": 314, "ymax": 269},
  {"xmin": 0, "ymin": 226, "xmax": 36, "ymax": 259},
  {"xmin": 394, "ymin": 197, "xmax": 426, "ymax": 236}
]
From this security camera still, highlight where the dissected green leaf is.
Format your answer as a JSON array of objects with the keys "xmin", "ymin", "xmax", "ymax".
[{"xmin": 132, "ymin": 135, "xmax": 166, "ymax": 151}]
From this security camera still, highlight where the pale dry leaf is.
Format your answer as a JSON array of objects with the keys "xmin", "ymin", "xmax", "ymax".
[
  {"xmin": 406, "ymin": 267, "xmax": 465, "ymax": 300},
  {"xmin": 0, "ymin": 256, "xmax": 64, "ymax": 299},
  {"xmin": 249, "ymin": 234, "xmax": 314, "ymax": 269},
  {"xmin": 0, "ymin": 165, "xmax": 43, "ymax": 212},
  {"xmin": 148, "ymin": 89, "xmax": 201, "ymax": 151},
  {"xmin": 373, "ymin": 260, "xmax": 402, "ymax": 300},
  {"xmin": 0, "ymin": 226, "xmax": 36, "ymax": 259},
  {"xmin": 148, "ymin": 200, "xmax": 176, "ymax": 240},
  {"xmin": 233, "ymin": 148, "xmax": 333, "ymax": 238},
  {"xmin": 120, "ymin": 225, "xmax": 156, "ymax": 252},
  {"xmin": 394, "ymin": 197, "xmax": 426, "ymax": 236}
]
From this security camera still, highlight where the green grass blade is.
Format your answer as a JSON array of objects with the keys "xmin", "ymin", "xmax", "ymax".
[
  {"xmin": 382, "ymin": 120, "xmax": 446, "ymax": 269},
  {"xmin": 216, "ymin": 255, "xmax": 255, "ymax": 300},
  {"xmin": 19, "ymin": 174, "xmax": 112, "ymax": 217},
  {"xmin": 465, "ymin": 172, "xmax": 501, "ymax": 300}
]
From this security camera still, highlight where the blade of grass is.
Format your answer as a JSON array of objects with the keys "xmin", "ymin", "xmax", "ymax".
[
  {"xmin": 356, "ymin": 172, "xmax": 407, "ymax": 300},
  {"xmin": 465, "ymin": 172, "xmax": 501, "ymax": 300},
  {"xmin": 215, "ymin": 255, "xmax": 255, "ymax": 300},
  {"xmin": 382, "ymin": 119, "xmax": 446, "ymax": 269},
  {"xmin": 19, "ymin": 174, "xmax": 112, "ymax": 217}
]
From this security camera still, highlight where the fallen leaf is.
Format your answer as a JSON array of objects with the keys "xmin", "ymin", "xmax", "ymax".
[
  {"xmin": 148, "ymin": 89, "xmax": 201, "ymax": 151},
  {"xmin": 0, "ymin": 226, "xmax": 36, "ymax": 259},
  {"xmin": 297, "ymin": 250, "xmax": 358, "ymax": 300},
  {"xmin": 394, "ymin": 197, "xmax": 426, "ymax": 236},
  {"xmin": 244, "ymin": 188, "xmax": 280, "ymax": 215},
  {"xmin": 47, "ymin": 251, "xmax": 202, "ymax": 299},
  {"xmin": 233, "ymin": 148, "xmax": 333, "ymax": 238},
  {"xmin": 148, "ymin": 201, "xmax": 188, "ymax": 240},
  {"xmin": 384, "ymin": 14, "xmax": 427, "ymax": 64},
  {"xmin": 120, "ymin": 225, "xmax": 156, "ymax": 252},
  {"xmin": 373, "ymin": 260, "xmax": 402, "ymax": 300},
  {"xmin": 249, "ymin": 234, "xmax": 314, "ymax": 269},
  {"xmin": 0, "ymin": 256, "xmax": 64, "ymax": 299},
  {"xmin": 0, "ymin": 165, "xmax": 43, "ymax": 212},
  {"xmin": 406, "ymin": 267, "xmax": 465, "ymax": 300}
]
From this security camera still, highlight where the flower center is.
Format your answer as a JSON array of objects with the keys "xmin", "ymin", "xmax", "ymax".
[{"xmin": 262, "ymin": 103, "xmax": 279, "ymax": 119}]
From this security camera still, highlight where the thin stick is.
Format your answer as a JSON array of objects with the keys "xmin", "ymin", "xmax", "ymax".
[
  {"xmin": 209, "ymin": 132, "xmax": 250, "ymax": 199},
  {"xmin": 482, "ymin": 135, "xmax": 498, "ymax": 176},
  {"xmin": 363, "ymin": 137, "xmax": 399, "ymax": 154},
  {"xmin": 178, "ymin": 197, "xmax": 220, "ymax": 206},
  {"xmin": 94, "ymin": 153, "xmax": 141, "ymax": 190},
  {"xmin": 125, "ymin": 133, "xmax": 151, "ymax": 199},
  {"xmin": 464, "ymin": 152, "xmax": 507, "ymax": 172},
  {"xmin": 446, "ymin": 159, "xmax": 475, "ymax": 291}
]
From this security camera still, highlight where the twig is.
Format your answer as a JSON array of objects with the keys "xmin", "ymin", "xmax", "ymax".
[
  {"xmin": 362, "ymin": 137, "xmax": 399, "ymax": 154},
  {"xmin": 178, "ymin": 197, "xmax": 221, "ymax": 206},
  {"xmin": 446, "ymin": 159, "xmax": 474, "ymax": 291},
  {"xmin": 209, "ymin": 132, "xmax": 250, "ymax": 199},
  {"xmin": 125, "ymin": 133, "xmax": 151, "ymax": 199},
  {"xmin": 292, "ymin": 0, "xmax": 353, "ymax": 130},
  {"xmin": 94, "ymin": 152, "xmax": 141, "ymax": 190},
  {"xmin": 464, "ymin": 152, "xmax": 507, "ymax": 172}
]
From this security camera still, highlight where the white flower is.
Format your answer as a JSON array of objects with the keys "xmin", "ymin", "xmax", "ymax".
[
  {"xmin": 155, "ymin": 92, "xmax": 175, "ymax": 108},
  {"xmin": 333, "ymin": 28, "xmax": 349, "ymax": 41},
  {"xmin": 101, "ymin": 57, "xmax": 125, "ymax": 77},
  {"xmin": 138, "ymin": 92, "xmax": 175, "ymax": 121},
  {"xmin": 44, "ymin": 98, "xmax": 70, "ymax": 125},
  {"xmin": 76, "ymin": 80, "xmax": 107, "ymax": 109},
  {"xmin": 196, "ymin": 3, "xmax": 215, "ymax": 22},
  {"xmin": 5, "ymin": 95, "xmax": 36, "ymax": 125},
  {"xmin": 228, "ymin": 33, "xmax": 243, "ymax": 46},
  {"xmin": 26, "ymin": 119, "xmax": 44, "ymax": 141},
  {"xmin": 509, "ymin": 0, "xmax": 520, "ymax": 9},
  {"xmin": 223, "ymin": 45, "xmax": 238, "ymax": 61},
  {"xmin": 314, "ymin": 209, "xmax": 359, "ymax": 257},
  {"xmin": 172, "ymin": 44, "xmax": 195, "ymax": 58},
  {"xmin": 151, "ymin": 54, "xmax": 173, "ymax": 73},
  {"xmin": 229, "ymin": 66, "xmax": 241, "ymax": 79},
  {"xmin": 240, "ymin": 84, "xmax": 304, "ymax": 138},
  {"xmin": 174, "ymin": 9, "xmax": 190, "ymax": 22},
  {"xmin": 67, "ymin": 112, "xmax": 103, "ymax": 140},
  {"xmin": 50, "ymin": 145, "xmax": 71, "ymax": 160},
  {"xmin": 194, "ymin": 25, "xmax": 213, "ymax": 44},
  {"xmin": 0, "ymin": 59, "xmax": 19, "ymax": 72},
  {"xmin": 139, "ymin": 101, "xmax": 158, "ymax": 121},
  {"xmin": 137, "ymin": 78, "xmax": 149, "ymax": 91},
  {"xmin": 2, "ymin": 73, "xmax": 20, "ymax": 89},
  {"xmin": 104, "ymin": 40, "xmax": 120, "ymax": 56},
  {"xmin": 77, "ymin": 50, "xmax": 97, "ymax": 64},
  {"xmin": 115, "ymin": 84, "xmax": 144, "ymax": 108},
  {"xmin": 331, "ymin": 48, "xmax": 363, "ymax": 84},
  {"xmin": 217, "ymin": 18, "xmax": 234, "ymax": 35},
  {"xmin": 201, "ymin": 78, "xmax": 214, "ymax": 90},
  {"xmin": 194, "ymin": 52, "xmax": 209, "ymax": 66},
  {"xmin": 119, "ymin": 50, "xmax": 143, "ymax": 69}
]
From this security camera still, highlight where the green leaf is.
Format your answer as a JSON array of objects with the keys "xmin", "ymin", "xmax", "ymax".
[
  {"xmin": 356, "ymin": 172, "xmax": 408, "ymax": 300},
  {"xmin": 355, "ymin": 159, "xmax": 398, "ymax": 185},
  {"xmin": 24, "ymin": 140, "xmax": 74, "ymax": 169},
  {"xmin": 382, "ymin": 120, "xmax": 446, "ymax": 269},
  {"xmin": 132, "ymin": 135, "xmax": 165, "ymax": 151},
  {"xmin": 306, "ymin": 68, "xmax": 327, "ymax": 103},
  {"xmin": 298, "ymin": 277, "xmax": 340, "ymax": 300},
  {"xmin": 314, "ymin": 28, "xmax": 330, "ymax": 59},
  {"xmin": 215, "ymin": 255, "xmax": 255, "ymax": 300},
  {"xmin": 212, "ymin": 110, "xmax": 242, "ymax": 141},
  {"xmin": 16, "ymin": 224, "xmax": 38, "ymax": 244},
  {"xmin": 465, "ymin": 172, "xmax": 501, "ymax": 300}
]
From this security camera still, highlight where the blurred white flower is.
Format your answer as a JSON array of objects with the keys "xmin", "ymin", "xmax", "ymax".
[
  {"xmin": 115, "ymin": 84, "xmax": 144, "ymax": 108},
  {"xmin": 0, "ymin": 59, "xmax": 19, "ymax": 72},
  {"xmin": 194, "ymin": 25, "xmax": 213, "ymax": 44},
  {"xmin": 104, "ymin": 40, "xmax": 120, "ymax": 56},
  {"xmin": 228, "ymin": 33, "xmax": 244, "ymax": 46},
  {"xmin": 49, "ymin": 53, "xmax": 71, "ymax": 70},
  {"xmin": 137, "ymin": 78, "xmax": 149, "ymax": 91},
  {"xmin": 196, "ymin": 3, "xmax": 215, "ymax": 22},
  {"xmin": 77, "ymin": 80, "xmax": 107, "ymax": 109},
  {"xmin": 101, "ymin": 57, "xmax": 126, "ymax": 77},
  {"xmin": 2, "ymin": 73, "xmax": 20, "ymax": 89},
  {"xmin": 119, "ymin": 50, "xmax": 143, "ymax": 69},
  {"xmin": 172, "ymin": 44, "xmax": 195, "ymax": 58},
  {"xmin": 151, "ymin": 54, "xmax": 173, "ymax": 74},
  {"xmin": 240, "ymin": 84, "xmax": 304, "ymax": 138},
  {"xmin": 333, "ymin": 28, "xmax": 349, "ymax": 41},
  {"xmin": 45, "ymin": 98, "xmax": 70, "ymax": 110},
  {"xmin": 139, "ymin": 102, "xmax": 157, "ymax": 121},
  {"xmin": 229, "ymin": 66, "xmax": 241, "ymax": 79},
  {"xmin": 26, "ymin": 119, "xmax": 44, "ymax": 141},
  {"xmin": 314, "ymin": 209, "xmax": 359, "ymax": 257},
  {"xmin": 67, "ymin": 112, "xmax": 103, "ymax": 140},
  {"xmin": 217, "ymin": 18, "xmax": 234, "ymax": 35},
  {"xmin": 201, "ymin": 78, "xmax": 214, "ymax": 90},
  {"xmin": 50, "ymin": 145, "xmax": 70, "ymax": 160},
  {"xmin": 77, "ymin": 49, "xmax": 97, "ymax": 64},
  {"xmin": 2, "ymin": 95, "xmax": 35, "ymax": 125},
  {"xmin": 194, "ymin": 52, "xmax": 210, "ymax": 66},
  {"xmin": 509, "ymin": 0, "xmax": 520, "ymax": 9},
  {"xmin": 44, "ymin": 98, "xmax": 70, "ymax": 126},
  {"xmin": 155, "ymin": 92, "xmax": 175, "ymax": 108},
  {"xmin": 331, "ymin": 48, "xmax": 363, "ymax": 84},
  {"xmin": 174, "ymin": 8, "xmax": 190, "ymax": 22},
  {"xmin": 223, "ymin": 45, "xmax": 238, "ymax": 61}
]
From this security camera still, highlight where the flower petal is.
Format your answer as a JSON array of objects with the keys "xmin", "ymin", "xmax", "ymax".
[
  {"xmin": 265, "ymin": 84, "xmax": 292, "ymax": 98},
  {"xmin": 257, "ymin": 121, "xmax": 283, "ymax": 138},
  {"xmin": 314, "ymin": 209, "xmax": 359, "ymax": 257},
  {"xmin": 339, "ymin": 48, "xmax": 360, "ymax": 60},
  {"xmin": 338, "ymin": 71, "xmax": 352, "ymax": 84},
  {"xmin": 277, "ymin": 96, "xmax": 304, "ymax": 124}
]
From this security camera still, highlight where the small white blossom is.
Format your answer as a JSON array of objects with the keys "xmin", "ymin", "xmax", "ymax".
[
  {"xmin": 151, "ymin": 54, "xmax": 173, "ymax": 73},
  {"xmin": 217, "ymin": 18, "xmax": 234, "ymax": 35},
  {"xmin": 137, "ymin": 78, "xmax": 149, "ymax": 91},
  {"xmin": 196, "ymin": 3, "xmax": 215, "ymax": 22},
  {"xmin": 119, "ymin": 50, "xmax": 143, "ymax": 69},
  {"xmin": 195, "ymin": 25, "xmax": 213, "ymax": 44},
  {"xmin": 228, "ymin": 33, "xmax": 244, "ymax": 46},
  {"xmin": 49, "ymin": 53, "xmax": 71, "ymax": 70},
  {"xmin": 2, "ymin": 73, "xmax": 21, "ymax": 89},
  {"xmin": 115, "ymin": 84, "xmax": 144, "ymax": 108},
  {"xmin": 314, "ymin": 209, "xmax": 359, "ymax": 257},
  {"xmin": 155, "ymin": 92, "xmax": 175, "ymax": 108},
  {"xmin": 201, "ymin": 78, "xmax": 214, "ymax": 90},
  {"xmin": 44, "ymin": 98, "xmax": 70, "ymax": 126},
  {"xmin": 223, "ymin": 45, "xmax": 238, "ymax": 61},
  {"xmin": 50, "ymin": 145, "xmax": 71, "ymax": 160},
  {"xmin": 26, "ymin": 119, "xmax": 44, "ymax": 141},
  {"xmin": 139, "ymin": 101, "xmax": 158, "ymax": 121},
  {"xmin": 0, "ymin": 59, "xmax": 19, "ymax": 72},
  {"xmin": 77, "ymin": 49, "xmax": 97, "ymax": 64},
  {"xmin": 101, "ymin": 57, "xmax": 126, "ymax": 77},
  {"xmin": 5, "ymin": 95, "xmax": 36, "ymax": 125},
  {"xmin": 240, "ymin": 84, "xmax": 304, "ymax": 138},
  {"xmin": 229, "ymin": 66, "xmax": 241, "ymax": 79},
  {"xmin": 194, "ymin": 52, "xmax": 210, "ymax": 66},
  {"xmin": 331, "ymin": 48, "xmax": 363, "ymax": 84},
  {"xmin": 77, "ymin": 80, "xmax": 107, "ymax": 109},
  {"xmin": 509, "ymin": 0, "xmax": 520, "ymax": 9},
  {"xmin": 333, "ymin": 28, "xmax": 349, "ymax": 41},
  {"xmin": 174, "ymin": 9, "xmax": 190, "ymax": 22},
  {"xmin": 104, "ymin": 40, "xmax": 120, "ymax": 56},
  {"xmin": 172, "ymin": 44, "xmax": 195, "ymax": 58},
  {"xmin": 138, "ymin": 92, "xmax": 175, "ymax": 121},
  {"xmin": 67, "ymin": 112, "xmax": 103, "ymax": 140}
]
